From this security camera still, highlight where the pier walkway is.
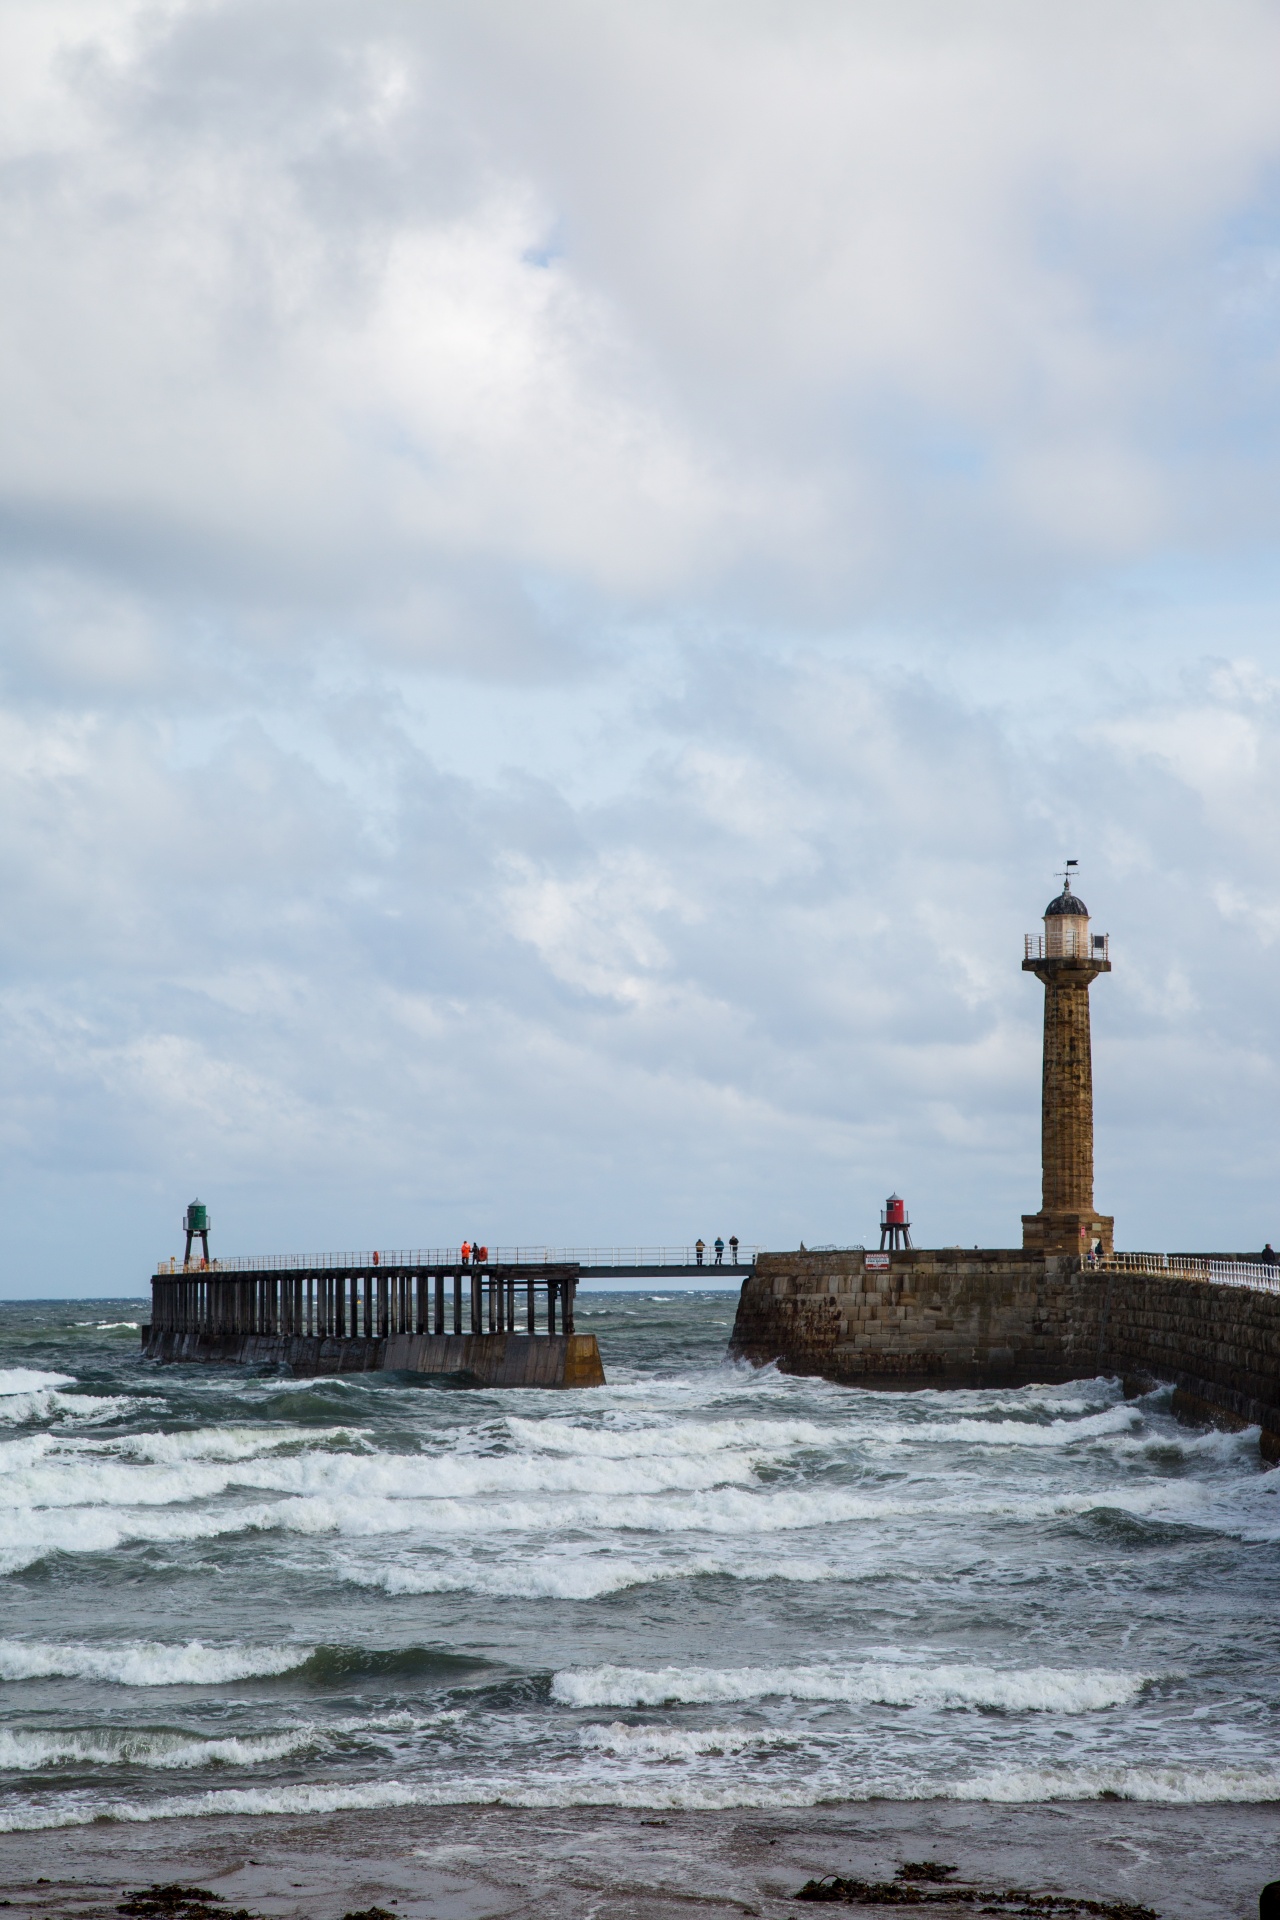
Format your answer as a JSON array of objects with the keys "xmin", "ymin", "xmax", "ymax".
[{"xmin": 143, "ymin": 1246, "xmax": 758, "ymax": 1387}]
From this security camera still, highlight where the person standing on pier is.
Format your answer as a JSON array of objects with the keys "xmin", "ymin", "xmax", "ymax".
[
  {"xmin": 729, "ymin": 1235, "xmax": 739, "ymax": 1265},
  {"xmin": 461, "ymin": 1239, "xmax": 471, "ymax": 1264},
  {"xmin": 714, "ymin": 1237, "xmax": 724, "ymax": 1265},
  {"xmin": 695, "ymin": 1238, "xmax": 705, "ymax": 1265}
]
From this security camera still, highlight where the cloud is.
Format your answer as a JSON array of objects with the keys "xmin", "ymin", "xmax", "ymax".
[
  {"xmin": 1, "ymin": 3, "xmax": 1280, "ymax": 1285},
  {"xmin": 6, "ymin": 1, "xmax": 1280, "ymax": 633}
]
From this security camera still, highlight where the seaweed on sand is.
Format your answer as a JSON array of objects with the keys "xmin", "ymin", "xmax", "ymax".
[{"xmin": 793, "ymin": 1871, "xmax": 1158, "ymax": 1918}]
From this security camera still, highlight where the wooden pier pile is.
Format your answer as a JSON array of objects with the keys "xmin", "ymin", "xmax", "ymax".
[{"xmin": 143, "ymin": 1257, "xmax": 604, "ymax": 1388}]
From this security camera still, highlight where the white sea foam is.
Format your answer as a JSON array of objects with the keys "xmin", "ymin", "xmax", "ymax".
[
  {"xmin": 579, "ymin": 1722, "xmax": 797, "ymax": 1758},
  {"xmin": 0, "ymin": 1302, "xmax": 1273, "ymax": 1834},
  {"xmin": 504, "ymin": 1415, "xmax": 836, "ymax": 1458},
  {"xmin": 0, "ymin": 1639, "xmax": 314, "ymax": 1686},
  {"xmin": 100, "ymin": 1426, "xmax": 372, "ymax": 1464},
  {"xmin": 950, "ymin": 1763, "xmax": 1280, "ymax": 1804},
  {"xmin": 0, "ymin": 1726, "xmax": 316, "ymax": 1770},
  {"xmin": 864, "ymin": 1405, "xmax": 1143, "ymax": 1447},
  {"xmin": 0, "ymin": 1439, "xmax": 788, "ymax": 1517},
  {"xmin": 341, "ymin": 1548, "xmax": 838, "ymax": 1601},
  {"xmin": 0, "ymin": 1501, "xmax": 260, "ymax": 1575},
  {"xmin": 3, "ymin": 1448, "xmax": 1276, "ymax": 1577},
  {"xmin": 1105, "ymin": 1425, "xmax": 1262, "ymax": 1462},
  {"xmin": 0, "ymin": 1388, "xmax": 138, "ymax": 1428},
  {"xmin": 0, "ymin": 1779, "xmax": 431, "ymax": 1831},
  {"xmin": 6, "ymin": 1755, "xmax": 1280, "ymax": 1830},
  {"xmin": 552, "ymin": 1661, "xmax": 1147, "ymax": 1713},
  {"xmin": 0, "ymin": 1370, "xmax": 74, "ymax": 1396}
]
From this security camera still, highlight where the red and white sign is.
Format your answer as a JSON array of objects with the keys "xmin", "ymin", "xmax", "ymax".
[{"xmin": 865, "ymin": 1252, "xmax": 891, "ymax": 1269}]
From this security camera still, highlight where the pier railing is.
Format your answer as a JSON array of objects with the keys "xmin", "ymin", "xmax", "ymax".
[
  {"xmin": 148, "ymin": 1262, "xmax": 583, "ymax": 1342},
  {"xmin": 154, "ymin": 1245, "xmax": 758, "ymax": 1276},
  {"xmin": 1094, "ymin": 1251, "xmax": 1280, "ymax": 1296}
]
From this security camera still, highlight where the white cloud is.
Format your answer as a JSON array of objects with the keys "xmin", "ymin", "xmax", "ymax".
[{"xmin": 2, "ymin": 2, "xmax": 1280, "ymax": 1285}]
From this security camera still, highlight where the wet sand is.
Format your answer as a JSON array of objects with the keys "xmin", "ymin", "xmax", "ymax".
[{"xmin": 0, "ymin": 1801, "xmax": 1274, "ymax": 1920}]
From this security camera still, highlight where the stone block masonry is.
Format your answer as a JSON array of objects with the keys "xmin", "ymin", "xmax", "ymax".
[{"xmin": 729, "ymin": 1249, "xmax": 1280, "ymax": 1459}]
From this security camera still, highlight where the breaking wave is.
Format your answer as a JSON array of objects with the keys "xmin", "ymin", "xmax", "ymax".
[
  {"xmin": 0, "ymin": 1295, "xmax": 1275, "ymax": 1832},
  {"xmin": 0, "ymin": 1639, "xmax": 314, "ymax": 1687},
  {"xmin": 3, "ymin": 1759, "xmax": 1279, "ymax": 1831},
  {"xmin": 0, "ymin": 1726, "xmax": 317, "ymax": 1770},
  {"xmin": 551, "ymin": 1661, "xmax": 1148, "ymax": 1713}
]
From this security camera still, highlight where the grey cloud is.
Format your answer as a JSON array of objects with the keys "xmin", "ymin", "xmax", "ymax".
[
  {"xmin": 4, "ymin": 0, "xmax": 1280, "ymax": 643},
  {"xmin": 1, "ymin": 3, "xmax": 1279, "ymax": 1288},
  {"xmin": 2, "ymin": 626, "xmax": 1278, "ymax": 1286}
]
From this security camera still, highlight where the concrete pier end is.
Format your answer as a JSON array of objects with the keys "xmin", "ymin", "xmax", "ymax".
[{"xmin": 142, "ymin": 1327, "xmax": 606, "ymax": 1388}]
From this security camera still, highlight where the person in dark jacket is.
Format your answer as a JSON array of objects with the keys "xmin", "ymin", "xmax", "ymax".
[{"xmin": 714, "ymin": 1237, "xmax": 724, "ymax": 1265}]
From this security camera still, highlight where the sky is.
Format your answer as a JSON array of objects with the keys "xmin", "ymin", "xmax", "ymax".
[{"xmin": 4, "ymin": 0, "xmax": 1280, "ymax": 1294}]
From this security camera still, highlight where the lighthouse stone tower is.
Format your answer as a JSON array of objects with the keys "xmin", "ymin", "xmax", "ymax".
[{"xmin": 1021, "ymin": 876, "xmax": 1114, "ymax": 1257}]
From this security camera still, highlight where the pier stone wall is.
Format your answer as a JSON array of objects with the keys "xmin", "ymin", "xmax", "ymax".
[
  {"xmin": 730, "ymin": 1250, "xmax": 1280, "ymax": 1458},
  {"xmin": 730, "ymin": 1249, "xmax": 1078, "ymax": 1390},
  {"xmin": 1062, "ymin": 1267, "xmax": 1280, "ymax": 1458}
]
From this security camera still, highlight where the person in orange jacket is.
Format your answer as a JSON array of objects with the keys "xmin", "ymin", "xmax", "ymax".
[{"xmin": 461, "ymin": 1239, "xmax": 471, "ymax": 1264}]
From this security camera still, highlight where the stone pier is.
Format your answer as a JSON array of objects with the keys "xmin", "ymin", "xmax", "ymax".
[{"xmin": 729, "ymin": 1247, "xmax": 1280, "ymax": 1459}]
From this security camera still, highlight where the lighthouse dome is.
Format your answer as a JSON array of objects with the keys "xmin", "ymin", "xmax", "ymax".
[
  {"xmin": 1044, "ymin": 885, "xmax": 1088, "ymax": 917},
  {"xmin": 1043, "ymin": 878, "xmax": 1091, "ymax": 958}
]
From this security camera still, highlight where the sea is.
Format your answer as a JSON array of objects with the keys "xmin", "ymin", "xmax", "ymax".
[{"xmin": 0, "ymin": 1289, "xmax": 1278, "ymax": 1834}]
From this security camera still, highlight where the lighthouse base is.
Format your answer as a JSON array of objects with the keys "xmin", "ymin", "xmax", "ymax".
[{"xmin": 1021, "ymin": 1210, "xmax": 1113, "ymax": 1257}]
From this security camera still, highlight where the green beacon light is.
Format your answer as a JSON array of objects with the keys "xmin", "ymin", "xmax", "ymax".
[{"xmin": 183, "ymin": 1200, "xmax": 212, "ymax": 1269}]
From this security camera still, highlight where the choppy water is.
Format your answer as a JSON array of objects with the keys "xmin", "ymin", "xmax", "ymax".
[{"xmin": 0, "ymin": 1291, "xmax": 1278, "ymax": 1831}]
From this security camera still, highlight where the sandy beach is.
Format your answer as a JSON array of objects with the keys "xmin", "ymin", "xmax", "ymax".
[{"xmin": 0, "ymin": 1801, "xmax": 1275, "ymax": 1920}]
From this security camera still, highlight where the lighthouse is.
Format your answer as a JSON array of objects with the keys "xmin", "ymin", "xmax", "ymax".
[{"xmin": 1021, "ymin": 869, "xmax": 1114, "ymax": 1257}]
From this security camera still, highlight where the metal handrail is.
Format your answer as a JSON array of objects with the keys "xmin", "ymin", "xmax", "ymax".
[
  {"xmin": 1093, "ymin": 1251, "xmax": 1280, "ymax": 1295},
  {"xmin": 155, "ymin": 1244, "xmax": 760, "ymax": 1276},
  {"xmin": 1024, "ymin": 933, "xmax": 1110, "ymax": 961}
]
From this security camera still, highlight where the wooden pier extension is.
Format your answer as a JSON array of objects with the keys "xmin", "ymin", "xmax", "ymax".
[{"xmin": 143, "ymin": 1258, "xmax": 605, "ymax": 1388}]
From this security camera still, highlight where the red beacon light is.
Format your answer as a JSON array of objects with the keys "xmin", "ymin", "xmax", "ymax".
[{"xmin": 879, "ymin": 1193, "xmax": 912, "ymax": 1251}]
